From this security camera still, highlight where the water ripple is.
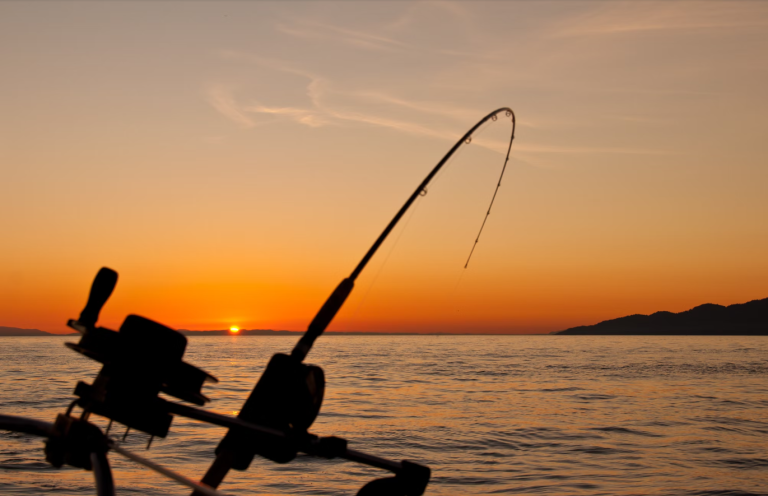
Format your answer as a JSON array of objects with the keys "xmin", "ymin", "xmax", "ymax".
[{"xmin": 0, "ymin": 335, "xmax": 766, "ymax": 495}]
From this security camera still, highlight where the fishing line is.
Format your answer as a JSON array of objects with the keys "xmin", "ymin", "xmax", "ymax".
[
  {"xmin": 347, "ymin": 114, "xmax": 514, "ymax": 328},
  {"xmin": 424, "ymin": 132, "xmax": 470, "ymax": 194},
  {"xmin": 424, "ymin": 118, "xmax": 505, "ymax": 314},
  {"xmin": 347, "ymin": 194, "xmax": 424, "ymax": 322},
  {"xmin": 424, "ymin": 117, "xmax": 500, "ymax": 199},
  {"xmin": 450, "ymin": 266, "xmax": 467, "ymax": 315},
  {"xmin": 347, "ymin": 119, "xmax": 493, "ymax": 323},
  {"xmin": 463, "ymin": 111, "xmax": 515, "ymax": 269},
  {"xmin": 293, "ymin": 107, "xmax": 515, "ymax": 361}
]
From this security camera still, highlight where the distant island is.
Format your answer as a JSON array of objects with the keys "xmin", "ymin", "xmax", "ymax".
[
  {"xmin": 0, "ymin": 326, "xmax": 437, "ymax": 337},
  {"xmin": 175, "ymin": 329, "xmax": 432, "ymax": 336},
  {"xmin": 556, "ymin": 297, "xmax": 768, "ymax": 335},
  {"xmin": 0, "ymin": 326, "xmax": 58, "ymax": 336},
  {"xmin": 5, "ymin": 297, "xmax": 768, "ymax": 336}
]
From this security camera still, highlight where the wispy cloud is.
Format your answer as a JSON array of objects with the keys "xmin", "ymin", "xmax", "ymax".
[
  {"xmin": 276, "ymin": 7, "xmax": 497, "ymax": 64},
  {"xmin": 322, "ymin": 107, "xmax": 452, "ymax": 141},
  {"xmin": 217, "ymin": 50, "xmax": 315, "ymax": 79},
  {"xmin": 276, "ymin": 20, "xmax": 407, "ymax": 52},
  {"xmin": 553, "ymin": 2, "xmax": 768, "ymax": 38},
  {"xmin": 514, "ymin": 144, "xmax": 673, "ymax": 156},
  {"xmin": 243, "ymin": 103, "xmax": 331, "ymax": 128},
  {"xmin": 353, "ymin": 90, "xmax": 480, "ymax": 122},
  {"xmin": 206, "ymin": 85, "xmax": 256, "ymax": 128},
  {"xmin": 207, "ymin": 3, "xmax": 696, "ymax": 165},
  {"xmin": 207, "ymin": 77, "xmax": 454, "ymax": 140},
  {"xmin": 384, "ymin": 0, "xmax": 471, "ymax": 31},
  {"xmin": 208, "ymin": 51, "xmax": 479, "ymax": 141},
  {"xmin": 467, "ymin": 136, "xmax": 673, "ymax": 158}
]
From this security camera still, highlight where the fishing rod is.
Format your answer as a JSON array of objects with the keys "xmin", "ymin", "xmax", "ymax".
[
  {"xmin": 197, "ymin": 107, "xmax": 515, "ymax": 494},
  {"xmin": 0, "ymin": 107, "xmax": 515, "ymax": 496},
  {"xmin": 292, "ymin": 107, "xmax": 516, "ymax": 361}
]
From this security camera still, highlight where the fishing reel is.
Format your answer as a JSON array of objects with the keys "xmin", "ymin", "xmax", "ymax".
[
  {"xmin": 0, "ymin": 107, "xmax": 521, "ymax": 496},
  {"xmin": 64, "ymin": 267, "xmax": 217, "ymax": 438},
  {"xmin": 214, "ymin": 352, "xmax": 325, "ymax": 467},
  {"xmin": 65, "ymin": 268, "xmax": 327, "ymax": 459},
  {"xmin": 61, "ymin": 268, "xmax": 428, "ymax": 496}
]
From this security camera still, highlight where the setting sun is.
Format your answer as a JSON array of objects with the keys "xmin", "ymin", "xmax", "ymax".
[{"xmin": 229, "ymin": 326, "xmax": 240, "ymax": 334}]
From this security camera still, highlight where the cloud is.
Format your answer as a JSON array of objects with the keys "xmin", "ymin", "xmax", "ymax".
[
  {"xmin": 466, "ymin": 135, "xmax": 672, "ymax": 159},
  {"xmin": 381, "ymin": 0, "xmax": 472, "ymax": 33},
  {"xmin": 353, "ymin": 90, "xmax": 480, "ymax": 122},
  {"xmin": 553, "ymin": 2, "xmax": 768, "ymax": 38},
  {"xmin": 207, "ymin": 50, "xmax": 526, "ymax": 163},
  {"xmin": 276, "ymin": 7, "xmax": 497, "ymax": 64},
  {"xmin": 208, "ymin": 3, "xmax": 692, "ymax": 163},
  {"xmin": 206, "ymin": 77, "xmax": 453, "ymax": 140},
  {"xmin": 206, "ymin": 85, "xmax": 256, "ymax": 128},
  {"xmin": 209, "ymin": 50, "xmax": 478, "ymax": 141},
  {"xmin": 514, "ymin": 144, "xmax": 672, "ymax": 156},
  {"xmin": 322, "ymin": 106, "xmax": 452, "ymax": 141},
  {"xmin": 241, "ymin": 103, "xmax": 331, "ymax": 128},
  {"xmin": 276, "ymin": 20, "xmax": 407, "ymax": 52}
]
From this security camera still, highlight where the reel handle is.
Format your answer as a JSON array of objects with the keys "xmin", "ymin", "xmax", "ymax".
[{"xmin": 76, "ymin": 267, "xmax": 118, "ymax": 330}]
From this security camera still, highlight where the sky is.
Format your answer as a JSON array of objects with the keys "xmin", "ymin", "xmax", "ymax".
[{"xmin": 2, "ymin": 1, "xmax": 767, "ymax": 334}]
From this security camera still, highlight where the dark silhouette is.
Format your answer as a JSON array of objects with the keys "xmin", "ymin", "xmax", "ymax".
[
  {"xmin": 0, "ymin": 108, "xmax": 519, "ymax": 496},
  {"xmin": 194, "ymin": 107, "xmax": 514, "ymax": 495},
  {"xmin": 0, "ymin": 327, "xmax": 456, "ymax": 337},
  {"xmin": 556, "ymin": 298, "xmax": 768, "ymax": 335},
  {"xmin": 178, "ymin": 329, "xmax": 446, "ymax": 336},
  {"xmin": 0, "ymin": 326, "xmax": 53, "ymax": 336}
]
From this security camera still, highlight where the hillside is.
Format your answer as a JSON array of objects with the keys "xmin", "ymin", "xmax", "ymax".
[
  {"xmin": 556, "ymin": 298, "xmax": 768, "ymax": 335},
  {"xmin": 0, "ymin": 326, "xmax": 54, "ymax": 336}
]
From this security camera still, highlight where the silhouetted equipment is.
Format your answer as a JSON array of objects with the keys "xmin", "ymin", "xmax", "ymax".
[
  {"xmin": 465, "ymin": 108, "xmax": 515, "ymax": 268},
  {"xmin": 356, "ymin": 461, "xmax": 432, "ymax": 496},
  {"xmin": 74, "ymin": 267, "xmax": 117, "ymax": 331},
  {"xmin": 45, "ymin": 414, "xmax": 110, "ymax": 471},
  {"xmin": 199, "ymin": 107, "xmax": 513, "ymax": 492},
  {"xmin": 65, "ymin": 268, "xmax": 217, "ymax": 439},
  {"xmin": 214, "ymin": 353, "xmax": 325, "ymax": 467},
  {"xmin": 0, "ymin": 107, "xmax": 516, "ymax": 495},
  {"xmin": 292, "ymin": 107, "xmax": 516, "ymax": 362}
]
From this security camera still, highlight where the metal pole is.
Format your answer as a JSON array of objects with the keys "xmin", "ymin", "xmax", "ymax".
[{"xmin": 90, "ymin": 451, "xmax": 116, "ymax": 496}]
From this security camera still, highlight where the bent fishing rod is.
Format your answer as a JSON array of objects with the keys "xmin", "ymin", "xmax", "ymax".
[
  {"xmin": 197, "ymin": 107, "xmax": 515, "ymax": 494},
  {"xmin": 0, "ymin": 107, "xmax": 515, "ymax": 496},
  {"xmin": 292, "ymin": 107, "xmax": 516, "ymax": 361}
]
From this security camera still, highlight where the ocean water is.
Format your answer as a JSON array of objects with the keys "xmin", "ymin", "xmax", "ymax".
[{"xmin": 1, "ymin": 335, "xmax": 766, "ymax": 496}]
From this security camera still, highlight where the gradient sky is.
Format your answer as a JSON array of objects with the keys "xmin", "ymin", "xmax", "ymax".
[{"xmin": 2, "ymin": 1, "xmax": 767, "ymax": 334}]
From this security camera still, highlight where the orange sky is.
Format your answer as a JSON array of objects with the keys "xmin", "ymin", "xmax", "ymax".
[{"xmin": 2, "ymin": 2, "xmax": 767, "ymax": 334}]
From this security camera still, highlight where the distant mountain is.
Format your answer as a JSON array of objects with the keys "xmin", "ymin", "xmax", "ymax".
[
  {"xmin": 556, "ymin": 298, "xmax": 768, "ymax": 335},
  {"xmin": 0, "ymin": 326, "xmax": 445, "ymax": 337},
  {"xmin": 0, "ymin": 326, "xmax": 55, "ymax": 336},
  {"xmin": 178, "ymin": 329, "xmax": 299, "ymax": 336},
  {"xmin": 178, "ymin": 329, "xmax": 432, "ymax": 336}
]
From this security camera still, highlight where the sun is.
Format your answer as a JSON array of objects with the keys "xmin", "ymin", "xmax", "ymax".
[{"xmin": 229, "ymin": 326, "xmax": 240, "ymax": 334}]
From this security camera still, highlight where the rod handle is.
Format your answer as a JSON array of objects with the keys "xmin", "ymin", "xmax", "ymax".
[
  {"xmin": 292, "ymin": 278, "xmax": 354, "ymax": 361},
  {"xmin": 78, "ymin": 267, "xmax": 118, "ymax": 329}
]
